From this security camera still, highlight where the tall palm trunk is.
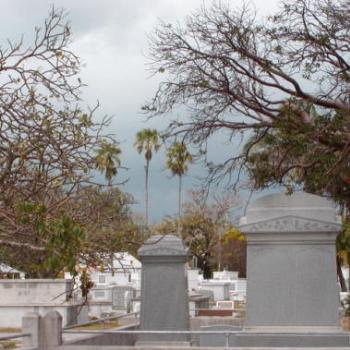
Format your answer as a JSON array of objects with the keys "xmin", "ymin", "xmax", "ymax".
[
  {"xmin": 178, "ymin": 174, "xmax": 182, "ymax": 218},
  {"xmin": 177, "ymin": 174, "xmax": 182, "ymax": 235},
  {"xmin": 145, "ymin": 160, "xmax": 149, "ymax": 226}
]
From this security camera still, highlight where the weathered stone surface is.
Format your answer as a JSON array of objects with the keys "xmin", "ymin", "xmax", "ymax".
[
  {"xmin": 240, "ymin": 192, "xmax": 341, "ymax": 330},
  {"xmin": 240, "ymin": 191, "xmax": 341, "ymax": 229},
  {"xmin": 22, "ymin": 312, "xmax": 40, "ymax": 348},
  {"xmin": 0, "ymin": 279, "xmax": 73, "ymax": 304},
  {"xmin": 40, "ymin": 311, "xmax": 62, "ymax": 348},
  {"xmin": 138, "ymin": 234, "xmax": 190, "ymax": 343},
  {"xmin": 138, "ymin": 234, "xmax": 188, "ymax": 257}
]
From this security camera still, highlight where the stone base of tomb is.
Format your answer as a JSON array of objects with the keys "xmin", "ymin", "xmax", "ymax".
[
  {"xmin": 199, "ymin": 326, "xmax": 350, "ymax": 347},
  {"xmin": 135, "ymin": 341, "xmax": 191, "ymax": 347},
  {"xmin": 243, "ymin": 325, "xmax": 342, "ymax": 332}
]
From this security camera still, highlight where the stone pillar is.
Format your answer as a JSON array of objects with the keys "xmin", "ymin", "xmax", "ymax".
[
  {"xmin": 22, "ymin": 311, "xmax": 63, "ymax": 349},
  {"xmin": 138, "ymin": 234, "xmax": 190, "ymax": 344},
  {"xmin": 40, "ymin": 311, "xmax": 63, "ymax": 348},
  {"xmin": 22, "ymin": 312, "xmax": 40, "ymax": 349},
  {"xmin": 240, "ymin": 192, "xmax": 341, "ymax": 331}
]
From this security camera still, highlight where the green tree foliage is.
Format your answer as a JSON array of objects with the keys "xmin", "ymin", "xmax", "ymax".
[
  {"xmin": 220, "ymin": 228, "xmax": 246, "ymax": 277},
  {"xmin": 166, "ymin": 143, "xmax": 192, "ymax": 217},
  {"xmin": 245, "ymin": 106, "xmax": 350, "ymax": 208},
  {"xmin": 95, "ymin": 142, "xmax": 122, "ymax": 186},
  {"xmin": 1, "ymin": 204, "xmax": 84, "ymax": 278},
  {"xmin": 337, "ymin": 222, "xmax": 350, "ymax": 291},
  {"xmin": 1, "ymin": 187, "xmax": 140, "ymax": 278},
  {"xmin": 78, "ymin": 187, "xmax": 143, "ymax": 266},
  {"xmin": 154, "ymin": 190, "xmax": 242, "ymax": 279},
  {"xmin": 134, "ymin": 129, "xmax": 161, "ymax": 225}
]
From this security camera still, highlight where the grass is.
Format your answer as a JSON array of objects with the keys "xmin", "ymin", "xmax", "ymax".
[
  {"xmin": 0, "ymin": 340, "xmax": 18, "ymax": 349},
  {"xmin": 0, "ymin": 329, "xmax": 21, "ymax": 334},
  {"xmin": 73, "ymin": 320, "xmax": 120, "ymax": 331}
]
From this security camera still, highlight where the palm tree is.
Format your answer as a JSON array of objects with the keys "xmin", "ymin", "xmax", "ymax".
[
  {"xmin": 95, "ymin": 142, "xmax": 122, "ymax": 186},
  {"xmin": 166, "ymin": 142, "xmax": 192, "ymax": 218},
  {"xmin": 134, "ymin": 129, "xmax": 161, "ymax": 225}
]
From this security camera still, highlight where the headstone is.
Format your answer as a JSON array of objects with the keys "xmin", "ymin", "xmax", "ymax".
[
  {"xmin": 124, "ymin": 290, "xmax": 132, "ymax": 313},
  {"xmin": 240, "ymin": 192, "xmax": 341, "ymax": 330},
  {"xmin": 187, "ymin": 269, "xmax": 200, "ymax": 291},
  {"xmin": 112, "ymin": 286, "xmax": 134, "ymax": 310},
  {"xmin": 22, "ymin": 312, "xmax": 40, "ymax": 348},
  {"xmin": 138, "ymin": 234, "xmax": 190, "ymax": 343},
  {"xmin": 40, "ymin": 311, "xmax": 62, "ymax": 348}
]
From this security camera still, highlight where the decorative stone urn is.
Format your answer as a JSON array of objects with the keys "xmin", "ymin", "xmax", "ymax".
[{"xmin": 239, "ymin": 192, "xmax": 341, "ymax": 331}]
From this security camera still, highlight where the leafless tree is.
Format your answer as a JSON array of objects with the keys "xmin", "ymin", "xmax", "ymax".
[
  {"xmin": 146, "ymin": 0, "xmax": 350, "ymax": 192},
  {"xmin": 0, "ymin": 8, "xmax": 120, "ymax": 264}
]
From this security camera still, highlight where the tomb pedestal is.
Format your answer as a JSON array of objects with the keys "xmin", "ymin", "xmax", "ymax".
[
  {"xmin": 195, "ymin": 192, "xmax": 349, "ymax": 347},
  {"xmin": 240, "ymin": 192, "xmax": 341, "ymax": 332},
  {"xmin": 138, "ymin": 234, "xmax": 190, "ymax": 344}
]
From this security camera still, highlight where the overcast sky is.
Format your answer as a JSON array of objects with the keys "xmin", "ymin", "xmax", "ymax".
[{"xmin": 0, "ymin": 0, "xmax": 281, "ymax": 222}]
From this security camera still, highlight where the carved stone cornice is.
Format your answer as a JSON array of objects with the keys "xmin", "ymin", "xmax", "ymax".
[
  {"xmin": 240, "ymin": 215, "xmax": 341, "ymax": 234},
  {"xmin": 138, "ymin": 247, "xmax": 188, "ymax": 256},
  {"xmin": 138, "ymin": 234, "xmax": 188, "ymax": 258}
]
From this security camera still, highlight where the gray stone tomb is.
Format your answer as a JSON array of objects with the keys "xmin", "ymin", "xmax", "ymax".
[
  {"xmin": 239, "ymin": 192, "xmax": 342, "ymax": 331},
  {"xmin": 138, "ymin": 234, "xmax": 190, "ymax": 344}
]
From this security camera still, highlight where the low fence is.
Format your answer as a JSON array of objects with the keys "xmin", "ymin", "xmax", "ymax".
[
  {"xmin": 2, "ymin": 312, "xmax": 350, "ymax": 349},
  {"xmin": 63, "ymin": 311, "xmax": 139, "ymax": 330},
  {"xmin": 0, "ymin": 332, "xmax": 31, "ymax": 349},
  {"xmin": 0, "ymin": 311, "xmax": 139, "ymax": 350}
]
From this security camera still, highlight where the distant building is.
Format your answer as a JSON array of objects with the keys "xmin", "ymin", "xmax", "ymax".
[
  {"xmin": 0, "ymin": 264, "xmax": 25, "ymax": 279},
  {"xmin": 89, "ymin": 252, "xmax": 142, "ymax": 289},
  {"xmin": 64, "ymin": 252, "xmax": 142, "ymax": 318}
]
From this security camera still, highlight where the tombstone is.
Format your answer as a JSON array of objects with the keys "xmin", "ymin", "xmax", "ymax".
[
  {"xmin": 124, "ymin": 290, "xmax": 132, "ymax": 313},
  {"xmin": 192, "ymin": 192, "xmax": 350, "ymax": 347},
  {"xmin": 199, "ymin": 280, "xmax": 231, "ymax": 301},
  {"xmin": 112, "ymin": 286, "xmax": 134, "ymax": 310},
  {"xmin": 187, "ymin": 269, "xmax": 200, "ymax": 291},
  {"xmin": 138, "ymin": 234, "xmax": 190, "ymax": 344},
  {"xmin": 239, "ymin": 192, "xmax": 341, "ymax": 330}
]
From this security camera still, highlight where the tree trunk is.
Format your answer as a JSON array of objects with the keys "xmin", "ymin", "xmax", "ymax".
[
  {"xmin": 177, "ymin": 175, "xmax": 182, "ymax": 235},
  {"xmin": 200, "ymin": 257, "xmax": 212, "ymax": 280},
  {"xmin": 178, "ymin": 174, "xmax": 182, "ymax": 218},
  {"xmin": 337, "ymin": 255, "xmax": 347, "ymax": 292},
  {"xmin": 145, "ymin": 161, "xmax": 149, "ymax": 226},
  {"xmin": 348, "ymin": 254, "xmax": 350, "ymax": 292},
  {"xmin": 217, "ymin": 239, "xmax": 222, "ymax": 272}
]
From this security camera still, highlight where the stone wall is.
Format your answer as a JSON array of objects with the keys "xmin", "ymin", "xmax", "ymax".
[
  {"xmin": 0, "ymin": 279, "xmax": 88, "ymax": 327},
  {"xmin": 0, "ymin": 279, "xmax": 73, "ymax": 304}
]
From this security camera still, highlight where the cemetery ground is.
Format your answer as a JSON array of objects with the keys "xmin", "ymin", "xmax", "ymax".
[
  {"xmin": 1, "ymin": 192, "xmax": 350, "ymax": 349},
  {"xmin": 0, "ymin": 328, "xmax": 21, "ymax": 349}
]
